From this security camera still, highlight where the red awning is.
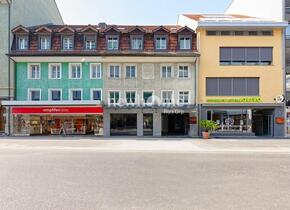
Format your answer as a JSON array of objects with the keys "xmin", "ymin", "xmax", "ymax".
[{"xmin": 12, "ymin": 106, "xmax": 103, "ymax": 115}]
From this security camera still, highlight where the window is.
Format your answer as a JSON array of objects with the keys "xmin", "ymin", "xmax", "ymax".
[
  {"xmin": 161, "ymin": 65, "xmax": 172, "ymax": 79},
  {"xmin": 206, "ymin": 78, "xmax": 259, "ymax": 96},
  {"xmin": 179, "ymin": 91, "xmax": 190, "ymax": 104},
  {"xmin": 62, "ymin": 36, "xmax": 73, "ymax": 50},
  {"xmin": 28, "ymin": 89, "xmax": 41, "ymax": 101},
  {"xmin": 69, "ymin": 64, "xmax": 82, "ymax": 79},
  {"xmin": 248, "ymin": 31, "xmax": 258, "ymax": 36},
  {"xmin": 91, "ymin": 89, "xmax": 102, "ymax": 101},
  {"xmin": 70, "ymin": 89, "xmax": 82, "ymax": 100},
  {"xmin": 109, "ymin": 65, "xmax": 120, "ymax": 78},
  {"xmin": 207, "ymin": 31, "xmax": 218, "ymax": 36},
  {"xmin": 90, "ymin": 63, "xmax": 102, "ymax": 79},
  {"xmin": 206, "ymin": 30, "xmax": 273, "ymax": 36},
  {"xmin": 131, "ymin": 36, "xmax": 143, "ymax": 50},
  {"xmin": 107, "ymin": 36, "xmax": 119, "ymax": 50},
  {"xmin": 220, "ymin": 47, "xmax": 273, "ymax": 65},
  {"xmin": 179, "ymin": 37, "xmax": 191, "ymax": 50},
  {"xmin": 49, "ymin": 89, "xmax": 62, "ymax": 101},
  {"xmin": 49, "ymin": 64, "xmax": 61, "ymax": 79},
  {"xmin": 40, "ymin": 36, "xmax": 51, "ymax": 50},
  {"xmin": 17, "ymin": 36, "xmax": 28, "ymax": 50},
  {"xmin": 109, "ymin": 91, "xmax": 120, "ymax": 104},
  {"xmin": 28, "ymin": 64, "xmax": 41, "ymax": 79},
  {"xmin": 162, "ymin": 91, "xmax": 174, "ymax": 104},
  {"xmin": 143, "ymin": 91, "xmax": 153, "ymax": 104},
  {"xmin": 178, "ymin": 65, "xmax": 189, "ymax": 79},
  {"xmin": 126, "ymin": 91, "xmax": 136, "ymax": 104},
  {"xmin": 155, "ymin": 36, "xmax": 167, "ymax": 50},
  {"xmin": 126, "ymin": 65, "xmax": 136, "ymax": 78},
  {"xmin": 85, "ymin": 35, "xmax": 96, "ymax": 50},
  {"xmin": 233, "ymin": 31, "xmax": 244, "ymax": 36}
]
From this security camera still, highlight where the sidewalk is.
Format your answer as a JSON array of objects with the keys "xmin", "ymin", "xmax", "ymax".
[{"xmin": 1, "ymin": 136, "xmax": 290, "ymax": 153}]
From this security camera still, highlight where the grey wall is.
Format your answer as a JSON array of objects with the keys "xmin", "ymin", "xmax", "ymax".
[{"xmin": 0, "ymin": 0, "xmax": 63, "ymax": 98}]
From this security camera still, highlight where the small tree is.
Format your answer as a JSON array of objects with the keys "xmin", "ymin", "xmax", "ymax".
[{"xmin": 199, "ymin": 120, "xmax": 218, "ymax": 133}]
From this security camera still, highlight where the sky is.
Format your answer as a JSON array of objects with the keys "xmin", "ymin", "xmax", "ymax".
[{"xmin": 55, "ymin": 0, "xmax": 233, "ymax": 25}]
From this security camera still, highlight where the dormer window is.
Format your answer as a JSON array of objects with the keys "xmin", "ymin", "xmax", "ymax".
[
  {"xmin": 179, "ymin": 36, "xmax": 191, "ymax": 50},
  {"xmin": 131, "ymin": 36, "xmax": 143, "ymax": 50},
  {"xmin": 107, "ymin": 36, "xmax": 119, "ymax": 50},
  {"xmin": 155, "ymin": 36, "xmax": 167, "ymax": 50},
  {"xmin": 39, "ymin": 36, "xmax": 51, "ymax": 50},
  {"xmin": 62, "ymin": 36, "xmax": 73, "ymax": 50},
  {"xmin": 85, "ymin": 35, "xmax": 96, "ymax": 50},
  {"xmin": 17, "ymin": 36, "xmax": 28, "ymax": 50}
]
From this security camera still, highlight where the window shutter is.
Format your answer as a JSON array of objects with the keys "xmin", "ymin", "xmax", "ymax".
[
  {"xmin": 260, "ymin": 48, "xmax": 273, "ymax": 62},
  {"xmin": 233, "ymin": 78, "xmax": 247, "ymax": 96},
  {"xmin": 246, "ymin": 78, "xmax": 259, "ymax": 96},
  {"xmin": 220, "ymin": 48, "xmax": 231, "ymax": 61},
  {"xmin": 232, "ymin": 48, "xmax": 245, "ymax": 61},
  {"xmin": 206, "ymin": 78, "xmax": 219, "ymax": 96},
  {"xmin": 219, "ymin": 78, "xmax": 232, "ymax": 96},
  {"xmin": 246, "ymin": 48, "xmax": 259, "ymax": 62}
]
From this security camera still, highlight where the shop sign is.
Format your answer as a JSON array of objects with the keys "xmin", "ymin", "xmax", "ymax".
[
  {"xmin": 163, "ymin": 109, "xmax": 185, "ymax": 114},
  {"xmin": 189, "ymin": 116, "xmax": 197, "ymax": 125},
  {"xmin": 276, "ymin": 117, "xmax": 285, "ymax": 124},
  {"xmin": 12, "ymin": 106, "xmax": 103, "ymax": 115},
  {"xmin": 206, "ymin": 97, "xmax": 262, "ymax": 103}
]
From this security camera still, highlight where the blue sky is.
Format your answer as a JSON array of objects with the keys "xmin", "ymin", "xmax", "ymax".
[{"xmin": 56, "ymin": 0, "xmax": 233, "ymax": 25}]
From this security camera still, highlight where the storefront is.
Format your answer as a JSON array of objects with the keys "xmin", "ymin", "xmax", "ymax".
[
  {"xmin": 0, "ymin": 105, "xmax": 6, "ymax": 133},
  {"xmin": 200, "ymin": 104, "xmax": 285, "ymax": 137},
  {"xmin": 3, "ymin": 102, "xmax": 104, "ymax": 136},
  {"xmin": 104, "ymin": 106, "xmax": 198, "ymax": 137}
]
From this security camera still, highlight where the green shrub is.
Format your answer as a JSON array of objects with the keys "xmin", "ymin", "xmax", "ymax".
[{"xmin": 199, "ymin": 120, "xmax": 218, "ymax": 132}]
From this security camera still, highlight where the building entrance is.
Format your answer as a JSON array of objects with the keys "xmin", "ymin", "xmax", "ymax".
[
  {"xmin": 162, "ymin": 113, "xmax": 189, "ymax": 136},
  {"xmin": 252, "ymin": 110, "xmax": 273, "ymax": 136}
]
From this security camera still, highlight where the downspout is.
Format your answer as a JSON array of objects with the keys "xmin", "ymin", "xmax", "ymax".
[{"xmin": 7, "ymin": 0, "xmax": 12, "ymax": 136}]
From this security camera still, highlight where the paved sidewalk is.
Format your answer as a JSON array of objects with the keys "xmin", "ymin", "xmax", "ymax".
[{"xmin": 1, "ymin": 136, "xmax": 290, "ymax": 153}]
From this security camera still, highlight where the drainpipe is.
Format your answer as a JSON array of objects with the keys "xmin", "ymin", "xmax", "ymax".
[{"xmin": 7, "ymin": 0, "xmax": 12, "ymax": 136}]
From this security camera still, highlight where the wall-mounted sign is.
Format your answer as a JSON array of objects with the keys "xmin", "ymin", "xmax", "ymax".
[
  {"xmin": 275, "ymin": 95, "xmax": 285, "ymax": 103},
  {"xmin": 276, "ymin": 117, "xmax": 285, "ymax": 124},
  {"xmin": 189, "ymin": 116, "xmax": 197, "ymax": 125},
  {"xmin": 206, "ymin": 97, "xmax": 262, "ymax": 103}
]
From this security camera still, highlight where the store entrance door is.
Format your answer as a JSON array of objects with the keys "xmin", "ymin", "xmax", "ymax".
[
  {"xmin": 252, "ymin": 110, "xmax": 273, "ymax": 136},
  {"xmin": 143, "ymin": 114, "xmax": 153, "ymax": 136},
  {"xmin": 162, "ymin": 113, "xmax": 189, "ymax": 136}
]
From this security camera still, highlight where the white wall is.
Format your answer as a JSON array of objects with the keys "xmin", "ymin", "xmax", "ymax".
[{"xmin": 226, "ymin": 0, "xmax": 284, "ymax": 21}]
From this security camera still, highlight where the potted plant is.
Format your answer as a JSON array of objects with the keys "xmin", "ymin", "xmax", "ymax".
[{"xmin": 199, "ymin": 120, "xmax": 218, "ymax": 139}]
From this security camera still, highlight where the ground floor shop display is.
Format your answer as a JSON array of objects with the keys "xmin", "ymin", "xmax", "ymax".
[
  {"xmin": 10, "ymin": 106, "xmax": 103, "ymax": 136},
  {"xmin": 0, "ymin": 106, "xmax": 5, "ymax": 133},
  {"xmin": 202, "ymin": 105, "xmax": 285, "ymax": 137}
]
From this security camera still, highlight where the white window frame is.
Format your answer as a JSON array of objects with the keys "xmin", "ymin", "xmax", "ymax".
[
  {"xmin": 125, "ymin": 64, "xmax": 137, "ymax": 78},
  {"xmin": 27, "ymin": 88, "xmax": 41, "ymax": 101},
  {"xmin": 179, "ymin": 36, "xmax": 191, "ymax": 50},
  {"xmin": 18, "ymin": 36, "xmax": 28, "ymax": 50},
  {"xmin": 69, "ymin": 88, "xmax": 83, "ymax": 101},
  {"xmin": 161, "ymin": 90, "xmax": 174, "ymax": 105},
  {"xmin": 108, "ymin": 90, "xmax": 121, "ymax": 105},
  {"xmin": 48, "ymin": 88, "xmax": 62, "ymax": 101},
  {"xmin": 69, "ymin": 63, "xmax": 82, "ymax": 79},
  {"xmin": 108, "ymin": 64, "xmax": 121, "ymax": 78},
  {"xmin": 160, "ymin": 65, "xmax": 173, "ymax": 79},
  {"xmin": 62, "ymin": 36, "xmax": 74, "ymax": 50},
  {"xmin": 125, "ymin": 90, "xmax": 137, "ymax": 104},
  {"xmin": 48, "ymin": 63, "xmax": 62, "ymax": 79},
  {"xmin": 131, "ymin": 36, "xmax": 143, "ymax": 50},
  {"xmin": 27, "ymin": 63, "xmax": 41, "ymax": 80},
  {"xmin": 155, "ymin": 36, "xmax": 167, "ymax": 50},
  {"xmin": 178, "ymin": 64, "xmax": 190, "ymax": 79},
  {"xmin": 90, "ymin": 63, "xmax": 102, "ymax": 79},
  {"xmin": 142, "ymin": 90, "xmax": 155, "ymax": 105},
  {"xmin": 85, "ymin": 36, "xmax": 96, "ymax": 50},
  {"xmin": 90, "ymin": 88, "xmax": 103, "ymax": 101},
  {"xmin": 178, "ymin": 91, "xmax": 191, "ymax": 105},
  {"xmin": 107, "ymin": 36, "xmax": 119, "ymax": 50},
  {"xmin": 40, "ymin": 36, "xmax": 51, "ymax": 50}
]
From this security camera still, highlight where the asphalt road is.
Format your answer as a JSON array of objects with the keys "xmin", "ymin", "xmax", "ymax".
[{"xmin": 1, "ymin": 149, "xmax": 290, "ymax": 210}]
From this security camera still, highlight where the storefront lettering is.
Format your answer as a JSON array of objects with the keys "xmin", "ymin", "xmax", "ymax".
[{"xmin": 206, "ymin": 97, "xmax": 262, "ymax": 103}]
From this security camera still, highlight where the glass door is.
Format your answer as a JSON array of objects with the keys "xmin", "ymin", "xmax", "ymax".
[{"xmin": 143, "ymin": 114, "xmax": 153, "ymax": 136}]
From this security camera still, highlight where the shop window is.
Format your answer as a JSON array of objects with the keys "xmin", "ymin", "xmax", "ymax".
[
  {"xmin": 178, "ymin": 65, "xmax": 189, "ymax": 79},
  {"xmin": 28, "ymin": 64, "xmax": 41, "ymax": 79},
  {"xmin": 206, "ymin": 77, "xmax": 259, "ymax": 96},
  {"xmin": 90, "ymin": 63, "xmax": 102, "ymax": 79},
  {"xmin": 70, "ymin": 89, "xmax": 82, "ymax": 101},
  {"xmin": 161, "ymin": 65, "xmax": 173, "ymax": 79},
  {"xmin": 162, "ymin": 91, "xmax": 174, "ymax": 104},
  {"xmin": 126, "ymin": 91, "xmax": 136, "ymax": 104},
  {"xmin": 69, "ymin": 64, "xmax": 82, "ymax": 79},
  {"xmin": 109, "ymin": 65, "xmax": 120, "ymax": 78},
  {"xmin": 126, "ymin": 65, "xmax": 136, "ymax": 78},
  {"xmin": 109, "ymin": 91, "xmax": 120, "ymax": 105},
  {"xmin": 91, "ymin": 89, "xmax": 102, "ymax": 101},
  {"xmin": 49, "ymin": 89, "xmax": 62, "ymax": 101},
  {"xmin": 179, "ymin": 91, "xmax": 190, "ymax": 105},
  {"xmin": 49, "ymin": 64, "xmax": 61, "ymax": 79},
  {"xmin": 28, "ymin": 89, "xmax": 41, "ymax": 101},
  {"xmin": 143, "ymin": 91, "xmax": 153, "ymax": 104}
]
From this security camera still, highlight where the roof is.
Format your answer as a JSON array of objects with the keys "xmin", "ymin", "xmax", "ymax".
[{"xmin": 181, "ymin": 14, "xmax": 288, "ymax": 28}]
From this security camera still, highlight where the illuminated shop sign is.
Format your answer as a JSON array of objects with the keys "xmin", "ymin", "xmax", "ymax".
[{"xmin": 206, "ymin": 97, "xmax": 262, "ymax": 103}]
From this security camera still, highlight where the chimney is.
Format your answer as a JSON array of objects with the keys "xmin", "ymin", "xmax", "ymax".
[{"xmin": 98, "ymin": 22, "xmax": 107, "ymax": 29}]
